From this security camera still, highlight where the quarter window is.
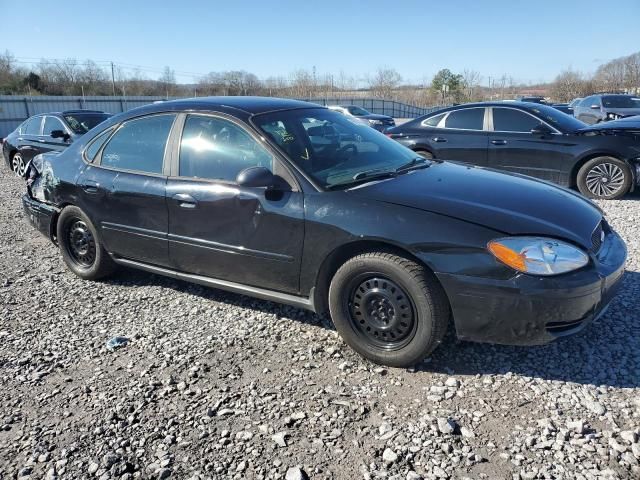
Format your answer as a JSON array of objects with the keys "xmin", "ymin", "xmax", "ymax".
[
  {"xmin": 25, "ymin": 116, "xmax": 42, "ymax": 135},
  {"xmin": 179, "ymin": 115, "xmax": 273, "ymax": 182},
  {"xmin": 421, "ymin": 113, "xmax": 445, "ymax": 127},
  {"xmin": 85, "ymin": 129, "xmax": 113, "ymax": 162},
  {"xmin": 443, "ymin": 109, "xmax": 484, "ymax": 130},
  {"xmin": 492, "ymin": 108, "xmax": 540, "ymax": 132},
  {"xmin": 101, "ymin": 114, "xmax": 175, "ymax": 174},
  {"xmin": 43, "ymin": 116, "xmax": 66, "ymax": 136}
]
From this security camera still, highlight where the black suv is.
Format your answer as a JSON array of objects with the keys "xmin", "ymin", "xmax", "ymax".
[
  {"xmin": 573, "ymin": 94, "xmax": 640, "ymax": 124},
  {"xmin": 3, "ymin": 110, "xmax": 111, "ymax": 175}
]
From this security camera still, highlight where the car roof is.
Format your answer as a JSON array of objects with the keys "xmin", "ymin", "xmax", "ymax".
[{"xmin": 127, "ymin": 96, "xmax": 321, "ymax": 117}]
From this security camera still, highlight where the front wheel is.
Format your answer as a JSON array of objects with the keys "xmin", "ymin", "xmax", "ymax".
[
  {"xmin": 576, "ymin": 157, "xmax": 631, "ymax": 200},
  {"xmin": 57, "ymin": 206, "xmax": 116, "ymax": 280},
  {"xmin": 415, "ymin": 150, "xmax": 434, "ymax": 159},
  {"xmin": 12, "ymin": 152, "xmax": 25, "ymax": 176},
  {"xmin": 328, "ymin": 252, "xmax": 449, "ymax": 367}
]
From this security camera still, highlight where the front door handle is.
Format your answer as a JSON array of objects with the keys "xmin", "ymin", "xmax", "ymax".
[
  {"xmin": 173, "ymin": 193, "xmax": 197, "ymax": 208},
  {"xmin": 491, "ymin": 139, "xmax": 508, "ymax": 145},
  {"xmin": 37, "ymin": 138, "xmax": 46, "ymax": 143},
  {"xmin": 432, "ymin": 137, "xmax": 447, "ymax": 143}
]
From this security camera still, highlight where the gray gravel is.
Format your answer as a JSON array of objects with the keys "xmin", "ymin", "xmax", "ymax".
[{"xmin": 1, "ymin": 166, "xmax": 639, "ymax": 480}]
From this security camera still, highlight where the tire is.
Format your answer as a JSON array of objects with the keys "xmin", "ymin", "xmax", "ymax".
[
  {"xmin": 56, "ymin": 206, "xmax": 116, "ymax": 280},
  {"xmin": 576, "ymin": 156, "xmax": 631, "ymax": 200},
  {"xmin": 415, "ymin": 149, "xmax": 434, "ymax": 159},
  {"xmin": 12, "ymin": 152, "xmax": 25, "ymax": 176},
  {"xmin": 328, "ymin": 252, "xmax": 449, "ymax": 367}
]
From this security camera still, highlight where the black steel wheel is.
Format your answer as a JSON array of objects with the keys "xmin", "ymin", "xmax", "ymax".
[
  {"xmin": 65, "ymin": 219, "xmax": 97, "ymax": 268},
  {"xmin": 346, "ymin": 275, "xmax": 417, "ymax": 350},
  {"xmin": 329, "ymin": 251, "xmax": 450, "ymax": 367},
  {"xmin": 57, "ymin": 206, "xmax": 116, "ymax": 280}
]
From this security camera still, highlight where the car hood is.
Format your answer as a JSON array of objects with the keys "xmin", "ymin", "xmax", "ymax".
[
  {"xmin": 578, "ymin": 115, "xmax": 640, "ymax": 132},
  {"xmin": 348, "ymin": 161, "xmax": 602, "ymax": 249}
]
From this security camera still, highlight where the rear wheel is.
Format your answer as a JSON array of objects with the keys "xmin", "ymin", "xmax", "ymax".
[
  {"xmin": 11, "ymin": 152, "xmax": 25, "ymax": 176},
  {"xmin": 328, "ymin": 252, "xmax": 449, "ymax": 367},
  {"xmin": 57, "ymin": 206, "xmax": 116, "ymax": 280},
  {"xmin": 576, "ymin": 156, "xmax": 631, "ymax": 200}
]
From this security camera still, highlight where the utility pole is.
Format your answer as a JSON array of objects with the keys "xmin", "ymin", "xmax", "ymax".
[{"xmin": 111, "ymin": 62, "xmax": 116, "ymax": 96}]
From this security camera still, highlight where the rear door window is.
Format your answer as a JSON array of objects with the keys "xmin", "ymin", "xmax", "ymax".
[
  {"xmin": 443, "ymin": 109, "xmax": 484, "ymax": 130},
  {"xmin": 25, "ymin": 116, "xmax": 42, "ymax": 135},
  {"xmin": 100, "ymin": 114, "xmax": 176, "ymax": 174},
  {"xmin": 492, "ymin": 108, "xmax": 540, "ymax": 133}
]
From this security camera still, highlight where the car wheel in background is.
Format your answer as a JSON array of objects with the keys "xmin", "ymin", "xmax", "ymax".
[
  {"xmin": 12, "ymin": 152, "xmax": 25, "ymax": 176},
  {"xmin": 57, "ymin": 206, "xmax": 116, "ymax": 280},
  {"xmin": 577, "ymin": 156, "xmax": 631, "ymax": 200},
  {"xmin": 415, "ymin": 150, "xmax": 434, "ymax": 159},
  {"xmin": 328, "ymin": 251, "xmax": 449, "ymax": 367}
]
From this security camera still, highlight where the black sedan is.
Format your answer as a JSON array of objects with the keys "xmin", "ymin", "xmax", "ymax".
[
  {"xmin": 22, "ymin": 97, "xmax": 626, "ymax": 367},
  {"xmin": 3, "ymin": 110, "xmax": 111, "ymax": 176},
  {"xmin": 386, "ymin": 102, "xmax": 640, "ymax": 200},
  {"xmin": 327, "ymin": 105, "xmax": 395, "ymax": 131}
]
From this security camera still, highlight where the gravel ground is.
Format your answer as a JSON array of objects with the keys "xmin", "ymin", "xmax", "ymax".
[{"xmin": 0, "ymin": 165, "xmax": 639, "ymax": 480}]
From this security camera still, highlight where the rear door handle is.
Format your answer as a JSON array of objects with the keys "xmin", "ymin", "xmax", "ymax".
[
  {"xmin": 173, "ymin": 193, "xmax": 197, "ymax": 208},
  {"xmin": 37, "ymin": 138, "xmax": 46, "ymax": 143},
  {"xmin": 432, "ymin": 137, "xmax": 447, "ymax": 143},
  {"xmin": 80, "ymin": 181, "xmax": 100, "ymax": 194},
  {"xmin": 491, "ymin": 139, "xmax": 508, "ymax": 145}
]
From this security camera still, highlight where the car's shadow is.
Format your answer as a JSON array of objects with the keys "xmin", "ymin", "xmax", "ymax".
[{"xmin": 104, "ymin": 268, "xmax": 639, "ymax": 389}]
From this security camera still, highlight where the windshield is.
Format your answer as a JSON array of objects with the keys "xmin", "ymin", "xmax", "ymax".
[
  {"xmin": 526, "ymin": 103, "xmax": 587, "ymax": 131},
  {"xmin": 602, "ymin": 95, "xmax": 640, "ymax": 108},
  {"xmin": 63, "ymin": 113, "xmax": 111, "ymax": 134},
  {"xmin": 346, "ymin": 106, "xmax": 371, "ymax": 116},
  {"xmin": 254, "ymin": 108, "xmax": 419, "ymax": 189}
]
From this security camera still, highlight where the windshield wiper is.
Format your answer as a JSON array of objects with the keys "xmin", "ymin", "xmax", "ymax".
[
  {"xmin": 326, "ymin": 169, "xmax": 397, "ymax": 190},
  {"xmin": 395, "ymin": 157, "xmax": 432, "ymax": 174}
]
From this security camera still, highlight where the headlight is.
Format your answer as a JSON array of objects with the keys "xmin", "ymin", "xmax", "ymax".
[
  {"xmin": 607, "ymin": 113, "xmax": 620, "ymax": 120},
  {"xmin": 368, "ymin": 119, "xmax": 384, "ymax": 125},
  {"xmin": 487, "ymin": 237, "xmax": 589, "ymax": 276}
]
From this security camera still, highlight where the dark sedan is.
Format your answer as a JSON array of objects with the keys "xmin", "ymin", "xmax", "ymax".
[
  {"xmin": 3, "ymin": 110, "xmax": 111, "ymax": 176},
  {"xmin": 22, "ymin": 97, "xmax": 626, "ymax": 367},
  {"xmin": 386, "ymin": 102, "xmax": 640, "ymax": 199},
  {"xmin": 327, "ymin": 105, "xmax": 395, "ymax": 131}
]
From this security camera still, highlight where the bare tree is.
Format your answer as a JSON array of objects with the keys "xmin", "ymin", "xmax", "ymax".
[
  {"xmin": 368, "ymin": 68, "xmax": 402, "ymax": 99},
  {"xmin": 159, "ymin": 66, "xmax": 176, "ymax": 98},
  {"xmin": 462, "ymin": 69, "xmax": 481, "ymax": 101}
]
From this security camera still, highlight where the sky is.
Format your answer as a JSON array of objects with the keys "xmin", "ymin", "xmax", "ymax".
[{"xmin": 2, "ymin": 0, "xmax": 639, "ymax": 85}]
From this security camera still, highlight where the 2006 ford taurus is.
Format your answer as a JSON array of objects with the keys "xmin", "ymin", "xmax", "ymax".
[{"xmin": 21, "ymin": 97, "xmax": 627, "ymax": 367}]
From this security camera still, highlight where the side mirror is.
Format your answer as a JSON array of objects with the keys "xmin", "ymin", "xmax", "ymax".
[
  {"xmin": 236, "ymin": 166, "xmax": 275, "ymax": 188},
  {"xmin": 531, "ymin": 124, "xmax": 553, "ymax": 136},
  {"xmin": 51, "ymin": 130, "xmax": 70, "ymax": 141},
  {"xmin": 590, "ymin": 104, "xmax": 601, "ymax": 110}
]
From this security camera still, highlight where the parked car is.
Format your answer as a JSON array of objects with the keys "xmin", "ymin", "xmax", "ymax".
[
  {"xmin": 22, "ymin": 97, "xmax": 626, "ymax": 367},
  {"xmin": 327, "ymin": 105, "xmax": 395, "ymax": 131},
  {"xmin": 3, "ymin": 110, "xmax": 111, "ymax": 176},
  {"xmin": 573, "ymin": 94, "xmax": 640, "ymax": 124},
  {"xmin": 385, "ymin": 102, "xmax": 640, "ymax": 199},
  {"xmin": 551, "ymin": 103, "xmax": 573, "ymax": 115},
  {"xmin": 516, "ymin": 96, "xmax": 548, "ymax": 104}
]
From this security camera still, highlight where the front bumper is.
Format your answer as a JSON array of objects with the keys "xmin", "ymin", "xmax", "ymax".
[
  {"xmin": 437, "ymin": 229, "xmax": 627, "ymax": 346},
  {"xmin": 22, "ymin": 194, "xmax": 59, "ymax": 241}
]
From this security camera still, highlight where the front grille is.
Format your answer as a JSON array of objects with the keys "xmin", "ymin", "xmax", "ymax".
[
  {"xmin": 591, "ymin": 221, "xmax": 603, "ymax": 253},
  {"xmin": 382, "ymin": 119, "xmax": 395, "ymax": 125}
]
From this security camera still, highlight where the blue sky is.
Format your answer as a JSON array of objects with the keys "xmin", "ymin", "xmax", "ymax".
[{"xmin": 3, "ymin": 0, "xmax": 639, "ymax": 85}]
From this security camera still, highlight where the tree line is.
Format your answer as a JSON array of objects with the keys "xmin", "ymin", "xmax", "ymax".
[{"xmin": 1, "ymin": 50, "xmax": 638, "ymax": 107}]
